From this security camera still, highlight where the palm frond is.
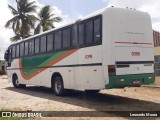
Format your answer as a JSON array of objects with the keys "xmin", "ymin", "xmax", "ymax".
[
  {"xmin": 8, "ymin": 4, "xmax": 18, "ymax": 15},
  {"xmin": 15, "ymin": 20, "xmax": 21, "ymax": 33},
  {"xmin": 34, "ymin": 24, "xmax": 41, "ymax": 35},
  {"xmin": 25, "ymin": 1, "xmax": 37, "ymax": 13},
  {"xmin": 37, "ymin": 5, "xmax": 62, "ymax": 32},
  {"xmin": 39, "ymin": 5, "xmax": 51, "ymax": 19},
  {"xmin": 49, "ymin": 13, "xmax": 55, "ymax": 18},
  {"xmin": 27, "ymin": 14, "xmax": 39, "ymax": 21},
  {"xmin": 26, "ymin": 15, "xmax": 39, "ymax": 29},
  {"xmin": 10, "ymin": 34, "xmax": 21, "ymax": 42},
  {"xmin": 50, "ymin": 17, "xmax": 62, "ymax": 22},
  {"xmin": 45, "ymin": 22, "xmax": 54, "ymax": 29},
  {"xmin": 6, "ymin": 0, "xmax": 38, "ymax": 41},
  {"xmin": 5, "ymin": 16, "xmax": 19, "ymax": 28}
]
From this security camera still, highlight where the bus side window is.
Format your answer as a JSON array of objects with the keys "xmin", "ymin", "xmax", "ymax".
[
  {"xmin": 29, "ymin": 39, "xmax": 34, "ymax": 55},
  {"xmin": 12, "ymin": 46, "xmax": 16, "ymax": 58},
  {"xmin": 71, "ymin": 25, "xmax": 78, "ymax": 47},
  {"xmin": 16, "ymin": 44, "xmax": 20, "ymax": 57},
  {"xmin": 86, "ymin": 20, "xmax": 93, "ymax": 44},
  {"xmin": 20, "ymin": 43, "xmax": 24, "ymax": 56},
  {"xmin": 25, "ymin": 42, "xmax": 29, "ymax": 56},
  {"xmin": 63, "ymin": 28, "xmax": 71, "ymax": 49},
  {"xmin": 78, "ymin": 23, "xmax": 84, "ymax": 46},
  {"xmin": 9, "ymin": 48, "xmax": 12, "ymax": 60},
  {"xmin": 94, "ymin": 18, "xmax": 101, "ymax": 43},
  {"xmin": 35, "ymin": 38, "xmax": 40, "ymax": 54},
  {"xmin": 47, "ymin": 34, "xmax": 53, "ymax": 51},
  {"xmin": 54, "ymin": 31, "xmax": 62, "ymax": 50},
  {"xmin": 40, "ymin": 36, "xmax": 47, "ymax": 52}
]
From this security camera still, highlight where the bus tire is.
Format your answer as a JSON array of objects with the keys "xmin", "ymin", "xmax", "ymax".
[
  {"xmin": 53, "ymin": 76, "xmax": 65, "ymax": 96},
  {"xmin": 12, "ymin": 74, "xmax": 26, "ymax": 88}
]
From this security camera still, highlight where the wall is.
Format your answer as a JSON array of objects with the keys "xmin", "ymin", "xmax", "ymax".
[{"xmin": 154, "ymin": 30, "xmax": 160, "ymax": 86}]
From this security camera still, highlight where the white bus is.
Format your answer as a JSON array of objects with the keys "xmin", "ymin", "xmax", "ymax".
[{"xmin": 4, "ymin": 7, "xmax": 155, "ymax": 96}]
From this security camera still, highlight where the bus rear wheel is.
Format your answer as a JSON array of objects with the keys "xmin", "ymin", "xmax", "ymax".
[
  {"xmin": 53, "ymin": 76, "xmax": 65, "ymax": 96},
  {"xmin": 12, "ymin": 75, "xmax": 26, "ymax": 88}
]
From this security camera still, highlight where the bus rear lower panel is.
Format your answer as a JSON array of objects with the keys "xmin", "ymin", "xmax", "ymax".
[{"xmin": 106, "ymin": 73, "xmax": 155, "ymax": 89}]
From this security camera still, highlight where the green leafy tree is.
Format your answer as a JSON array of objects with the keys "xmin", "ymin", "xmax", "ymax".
[
  {"xmin": 34, "ymin": 5, "xmax": 62, "ymax": 34},
  {"xmin": 5, "ymin": 0, "xmax": 38, "ymax": 42}
]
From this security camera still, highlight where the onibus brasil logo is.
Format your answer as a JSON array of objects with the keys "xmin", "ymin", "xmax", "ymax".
[{"xmin": 1, "ymin": 111, "xmax": 42, "ymax": 118}]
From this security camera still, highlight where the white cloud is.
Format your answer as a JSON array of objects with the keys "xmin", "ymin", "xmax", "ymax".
[
  {"xmin": 0, "ymin": 0, "xmax": 82, "ymax": 60},
  {"xmin": 0, "ymin": 0, "xmax": 74, "ymax": 59},
  {"xmin": 50, "ymin": 6, "xmax": 72, "ymax": 27},
  {"xmin": 32, "ymin": 0, "xmax": 83, "ymax": 29},
  {"xmin": 0, "ymin": 0, "xmax": 14, "ymax": 60},
  {"xmin": 55, "ymin": 12, "xmax": 83, "ymax": 27},
  {"xmin": 104, "ymin": 0, "xmax": 160, "ymax": 31},
  {"xmin": 30, "ymin": 0, "xmax": 74, "ymax": 28},
  {"xmin": 46, "ymin": 5, "xmax": 83, "ymax": 27}
]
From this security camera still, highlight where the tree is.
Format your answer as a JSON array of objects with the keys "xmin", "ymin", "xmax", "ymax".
[
  {"xmin": 5, "ymin": 0, "xmax": 38, "ymax": 42},
  {"xmin": 34, "ymin": 5, "xmax": 62, "ymax": 34}
]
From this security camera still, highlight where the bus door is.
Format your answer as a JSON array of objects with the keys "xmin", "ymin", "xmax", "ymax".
[{"xmin": 68, "ymin": 67, "xmax": 75, "ymax": 89}]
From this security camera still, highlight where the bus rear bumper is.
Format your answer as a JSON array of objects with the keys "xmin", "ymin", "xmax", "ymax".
[{"xmin": 105, "ymin": 73, "xmax": 155, "ymax": 89}]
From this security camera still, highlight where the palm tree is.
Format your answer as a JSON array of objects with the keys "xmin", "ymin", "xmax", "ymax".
[
  {"xmin": 5, "ymin": 0, "xmax": 38, "ymax": 42},
  {"xmin": 34, "ymin": 5, "xmax": 62, "ymax": 34}
]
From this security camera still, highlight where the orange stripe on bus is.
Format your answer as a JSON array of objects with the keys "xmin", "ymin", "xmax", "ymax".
[{"xmin": 19, "ymin": 49, "xmax": 79, "ymax": 80}]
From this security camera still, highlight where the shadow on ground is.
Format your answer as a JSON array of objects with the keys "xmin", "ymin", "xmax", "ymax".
[{"xmin": 5, "ymin": 86, "xmax": 160, "ymax": 117}]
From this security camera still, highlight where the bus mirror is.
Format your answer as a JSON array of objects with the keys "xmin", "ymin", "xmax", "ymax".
[{"xmin": 4, "ymin": 50, "xmax": 9, "ymax": 61}]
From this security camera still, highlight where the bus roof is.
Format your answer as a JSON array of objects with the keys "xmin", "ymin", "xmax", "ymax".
[
  {"xmin": 9, "ymin": 7, "xmax": 147, "ymax": 46},
  {"xmin": 9, "ymin": 7, "xmax": 108, "ymax": 46}
]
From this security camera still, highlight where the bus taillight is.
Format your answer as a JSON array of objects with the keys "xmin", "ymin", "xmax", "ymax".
[
  {"xmin": 149, "ymin": 76, "xmax": 155, "ymax": 79},
  {"xmin": 108, "ymin": 65, "xmax": 116, "ymax": 76}
]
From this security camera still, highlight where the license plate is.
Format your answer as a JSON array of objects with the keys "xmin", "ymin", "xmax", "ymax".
[{"xmin": 133, "ymin": 80, "xmax": 140, "ymax": 84}]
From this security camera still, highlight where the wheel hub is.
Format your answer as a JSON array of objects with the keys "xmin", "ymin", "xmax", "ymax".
[
  {"xmin": 15, "ymin": 79, "xmax": 19, "ymax": 86},
  {"xmin": 55, "ymin": 80, "xmax": 61, "ymax": 93}
]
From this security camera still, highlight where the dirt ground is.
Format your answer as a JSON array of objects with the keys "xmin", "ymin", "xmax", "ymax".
[{"xmin": 0, "ymin": 75, "xmax": 160, "ymax": 120}]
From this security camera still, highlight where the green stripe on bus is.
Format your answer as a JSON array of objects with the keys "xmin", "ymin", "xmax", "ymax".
[
  {"xmin": 106, "ymin": 73, "xmax": 155, "ymax": 89},
  {"xmin": 22, "ymin": 51, "xmax": 67, "ymax": 76}
]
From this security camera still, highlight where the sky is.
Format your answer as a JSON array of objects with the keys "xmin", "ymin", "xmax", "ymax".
[{"xmin": 0, "ymin": 0, "xmax": 160, "ymax": 59}]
